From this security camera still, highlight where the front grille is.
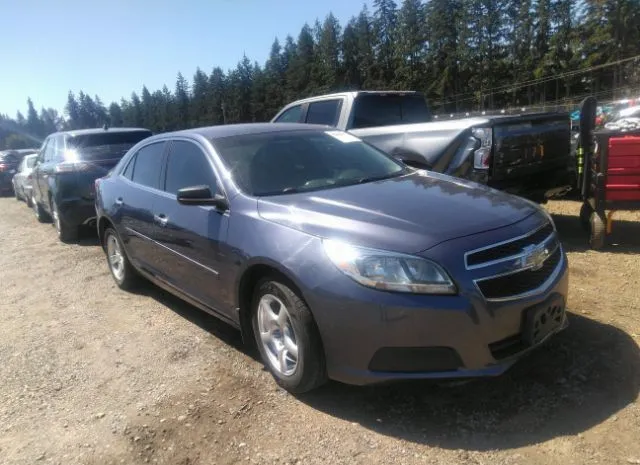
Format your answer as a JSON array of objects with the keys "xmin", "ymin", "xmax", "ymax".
[
  {"xmin": 476, "ymin": 248, "xmax": 562, "ymax": 299},
  {"xmin": 466, "ymin": 223, "xmax": 554, "ymax": 267}
]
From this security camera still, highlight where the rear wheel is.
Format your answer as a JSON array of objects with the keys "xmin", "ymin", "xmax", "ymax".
[
  {"xmin": 32, "ymin": 192, "xmax": 50, "ymax": 223},
  {"xmin": 579, "ymin": 202, "xmax": 592, "ymax": 231},
  {"xmin": 251, "ymin": 278, "xmax": 327, "ymax": 394},
  {"xmin": 104, "ymin": 227, "xmax": 139, "ymax": 290},
  {"xmin": 589, "ymin": 211, "xmax": 606, "ymax": 250},
  {"xmin": 52, "ymin": 200, "xmax": 77, "ymax": 243}
]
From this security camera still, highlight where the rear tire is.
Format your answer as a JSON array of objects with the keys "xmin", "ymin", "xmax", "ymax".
[
  {"xmin": 579, "ymin": 202, "xmax": 592, "ymax": 231},
  {"xmin": 32, "ymin": 193, "xmax": 50, "ymax": 223},
  {"xmin": 52, "ymin": 200, "xmax": 78, "ymax": 243},
  {"xmin": 104, "ymin": 227, "xmax": 140, "ymax": 290},
  {"xmin": 251, "ymin": 278, "xmax": 327, "ymax": 394},
  {"xmin": 589, "ymin": 211, "xmax": 606, "ymax": 250}
]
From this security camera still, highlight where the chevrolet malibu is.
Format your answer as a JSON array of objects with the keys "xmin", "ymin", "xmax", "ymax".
[{"xmin": 95, "ymin": 123, "xmax": 568, "ymax": 393}]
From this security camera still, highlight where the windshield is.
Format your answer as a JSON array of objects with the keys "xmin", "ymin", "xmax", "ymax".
[
  {"xmin": 212, "ymin": 130, "xmax": 407, "ymax": 196},
  {"xmin": 67, "ymin": 131, "xmax": 152, "ymax": 161},
  {"xmin": 351, "ymin": 94, "xmax": 432, "ymax": 129}
]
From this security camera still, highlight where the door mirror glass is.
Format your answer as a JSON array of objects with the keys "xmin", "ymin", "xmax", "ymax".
[{"xmin": 176, "ymin": 185, "xmax": 228, "ymax": 210}]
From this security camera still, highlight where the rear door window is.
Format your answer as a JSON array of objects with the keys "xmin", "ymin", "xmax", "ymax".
[
  {"xmin": 130, "ymin": 142, "xmax": 165, "ymax": 189},
  {"xmin": 351, "ymin": 95, "xmax": 431, "ymax": 129},
  {"xmin": 305, "ymin": 100, "xmax": 342, "ymax": 126},
  {"xmin": 67, "ymin": 131, "xmax": 152, "ymax": 162},
  {"xmin": 164, "ymin": 141, "xmax": 218, "ymax": 195},
  {"xmin": 274, "ymin": 105, "xmax": 303, "ymax": 123}
]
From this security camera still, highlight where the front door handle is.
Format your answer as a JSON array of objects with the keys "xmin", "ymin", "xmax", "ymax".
[
  {"xmin": 115, "ymin": 197, "xmax": 123, "ymax": 206},
  {"xmin": 154, "ymin": 214, "xmax": 169, "ymax": 226}
]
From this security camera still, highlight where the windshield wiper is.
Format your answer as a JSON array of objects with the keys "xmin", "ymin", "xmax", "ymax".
[{"xmin": 354, "ymin": 171, "xmax": 405, "ymax": 184}]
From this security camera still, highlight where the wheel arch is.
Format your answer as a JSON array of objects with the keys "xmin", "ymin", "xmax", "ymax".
[{"xmin": 235, "ymin": 259, "xmax": 310, "ymax": 344}]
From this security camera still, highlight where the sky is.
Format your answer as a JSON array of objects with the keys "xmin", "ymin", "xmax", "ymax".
[{"xmin": 0, "ymin": 0, "xmax": 371, "ymax": 118}]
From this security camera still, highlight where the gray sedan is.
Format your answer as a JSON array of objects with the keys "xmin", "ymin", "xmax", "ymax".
[
  {"xmin": 96, "ymin": 123, "xmax": 569, "ymax": 393},
  {"xmin": 12, "ymin": 154, "xmax": 37, "ymax": 206}
]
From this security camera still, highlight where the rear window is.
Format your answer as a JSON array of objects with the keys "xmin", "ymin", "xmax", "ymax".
[
  {"xmin": 67, "ymin": 131, "xmax": 152, "ymax": 161},
  {"xmin": 351, "ymin": 95, "xmax": 432, "ymax": 129},
  {"xmin": 26, "ymin": 156, "xmax": 37, "ymax": 168}
]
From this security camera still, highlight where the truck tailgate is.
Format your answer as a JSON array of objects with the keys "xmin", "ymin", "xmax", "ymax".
[{"xmin": 492, "ymin": 113, "xmax": 570, "ymax": 181}]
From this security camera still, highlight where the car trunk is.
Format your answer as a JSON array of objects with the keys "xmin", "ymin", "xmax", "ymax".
[{"xmin": 490, "ymin": 113, "xmax": 571, "ymax": 182}]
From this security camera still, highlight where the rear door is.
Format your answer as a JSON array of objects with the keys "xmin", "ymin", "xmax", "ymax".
[
  {"xmin": 152, "ymin": 139, "xmax": 230, "ymax": 316},
  {"xmin": 118, "ymin": 141, "xmax": 167, "ymax": 275}
]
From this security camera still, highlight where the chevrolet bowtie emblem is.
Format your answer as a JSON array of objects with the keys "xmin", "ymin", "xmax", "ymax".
[{"xmin": 521, "ymin": 245, "xmax": 550, "ymax": 271}]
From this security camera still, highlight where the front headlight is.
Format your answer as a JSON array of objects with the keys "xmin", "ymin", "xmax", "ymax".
[{"xmin": 322, "ymin": 239, "xmax": 457, "ymax": 295}]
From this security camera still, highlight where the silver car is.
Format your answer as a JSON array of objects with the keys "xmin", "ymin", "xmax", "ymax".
[{"xmin": 12, "ymin": 154, "xmax": 38, "ymax": 206}]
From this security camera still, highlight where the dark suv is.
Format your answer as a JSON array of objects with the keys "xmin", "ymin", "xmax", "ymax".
[
  {"xmin": 31, "ymin": 127, "xmax": 152, "ymax": 241},
  {"xmin": 0, "ymin": 149, "xmax": 38, "ymax": 195}
]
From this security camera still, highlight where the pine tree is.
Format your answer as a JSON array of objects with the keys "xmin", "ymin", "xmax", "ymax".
[
  {"xmin": 26, "ymin": 98, "xmax": 44, "ymax": 138},
  {"xmin": 342, "ymin": 17, "xmax": 362, "ymax": 88},
  {"xmin": 373, "ymin": 0, "xmax": 398, "ymax": 86},
  {"xmin": 315, "ymin": 13, "xmax": 343, "ymax": 92},
  {"xmin": 65, "ymin": 92, "xmax": 81, "ymax": 129},
  {"xmin": 108, "ymin": 102, "xmax": 124, "ymax": 127},
  {"xmin": 175, "ymin": 72, "xmax": 191, "ymax": 129},
  {"xmin": 394, "ymin": 0, "xmax": 426, "ymax": 90}
]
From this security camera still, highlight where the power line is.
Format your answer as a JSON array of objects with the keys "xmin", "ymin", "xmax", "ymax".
[{"xmin": 431, "ymin": 53, "xmax": 640, "ymax": 106}]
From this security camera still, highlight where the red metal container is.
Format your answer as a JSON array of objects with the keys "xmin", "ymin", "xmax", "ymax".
[{"xmin": 581, "ymin": 129, "xmax": 640, "ymax": 248}]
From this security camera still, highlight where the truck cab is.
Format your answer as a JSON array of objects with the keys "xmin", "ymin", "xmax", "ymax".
[{"xmin": 273, "ymin": 91, "xmax": 573, "ymax": 203}]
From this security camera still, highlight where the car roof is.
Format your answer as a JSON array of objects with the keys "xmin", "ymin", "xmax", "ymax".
[
  {"xmin": 49, "ymin": 127, "xmax": 152, "ymax": 138},
  {"xmin": 157, "ymin": 123, "xmax": 332, "ymax": 141},
  {"xmin": 284, "ymin": 90, "xmax": 422, "ymax": 107}
]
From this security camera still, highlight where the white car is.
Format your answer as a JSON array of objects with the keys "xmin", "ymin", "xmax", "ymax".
[{"xmin": 12, "ymin": 154, "xmax": 38, "ymax": 206}]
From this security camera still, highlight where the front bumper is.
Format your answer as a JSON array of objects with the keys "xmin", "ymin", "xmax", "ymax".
[{"xmin": 306, "ymin": 240, "xmax": 569, "ymax": 386}]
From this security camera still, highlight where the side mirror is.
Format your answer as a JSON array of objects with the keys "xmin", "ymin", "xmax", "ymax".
[{"xmin": 176, "ymin": 185, "xmax": 228, "ymax": 210}]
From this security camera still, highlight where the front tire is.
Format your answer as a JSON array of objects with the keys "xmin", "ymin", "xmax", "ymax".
[
  {"xmin": 52, "ymin": 200, "xmax": 77, "ymax": 243},
  {"xmin": 104, "ymin": 227, "xmax": 139, "ymax": 290},
  {"xmin": 589, "ymin": 211, "xmax": 606, "ymax": 250},
  {"xmin": 32, "ymin": 193, "xmax": 50, "ymax": 223},
  {"xmin": 251, "ymin": 278, "xmax": 327, "ymax": 394}
]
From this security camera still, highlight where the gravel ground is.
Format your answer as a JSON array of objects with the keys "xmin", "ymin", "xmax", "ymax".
[{"xmin": 0, "ymin": 196, "xmax": 638, "ymax": 465}]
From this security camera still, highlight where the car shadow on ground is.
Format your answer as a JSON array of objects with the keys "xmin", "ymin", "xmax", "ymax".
[
  {"xmin": 552, "ymin": 212, "xmax": 640, "ymax": 253},
  {"xmin": 298, "ymin": 314, "xmax": 640, "ymax": 450},
  {"xmin": 130, "ymin": 282, "xmax": 253, "ymax": 358}
]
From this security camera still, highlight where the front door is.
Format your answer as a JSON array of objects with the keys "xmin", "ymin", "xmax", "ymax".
[
  {"xmin": 32, "ymin": 138, "xmax": 50, "ymax": 205},
  {"xmin": 152, "ymin": 140, "xmax": 230, "ymax": 318}
]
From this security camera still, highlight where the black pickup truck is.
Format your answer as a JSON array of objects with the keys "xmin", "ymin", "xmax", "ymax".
[{"xmin": 272, "ymin": 91, "xmax": 572, "ymax": 202}]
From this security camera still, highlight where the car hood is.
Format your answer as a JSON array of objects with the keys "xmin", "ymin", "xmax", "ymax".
[{"xmin": 256, "ymin": 171, "xmax": 539, "ymax": 253}]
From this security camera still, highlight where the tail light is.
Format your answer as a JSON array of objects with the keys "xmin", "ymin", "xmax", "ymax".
[
  {"xmin": 0, "ymin": 163, "xmax": 8, "ymax": 172},
  {"xmin": 27, "ymin": 174, "xmax": 32, "ymax": 181},
  {"xmin": 472, "ymin": 127, "xmax": 493, "ymax": 169}
]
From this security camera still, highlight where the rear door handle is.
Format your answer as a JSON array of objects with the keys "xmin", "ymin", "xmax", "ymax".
[
  {"xmin": 115, "ymin": 198, "xmax": 123, "ymax": 206},
  {"xmin": 154, "ymin": 214, "xmax": 169, "ymax": 226}
]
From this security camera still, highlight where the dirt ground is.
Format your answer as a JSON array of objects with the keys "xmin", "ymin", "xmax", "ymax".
[{"xmin": 0, "ymin": 196, "xmax": 638, "ymax": 465}]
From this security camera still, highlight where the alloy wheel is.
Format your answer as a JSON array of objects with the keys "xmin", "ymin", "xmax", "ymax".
[
  {"xmin": 257, "ymin": 294, "xmax": 299, "ymax": 376},
  {"xmin": 106, "ymin": 234, "xmax": 125, "ymax": 282}
]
